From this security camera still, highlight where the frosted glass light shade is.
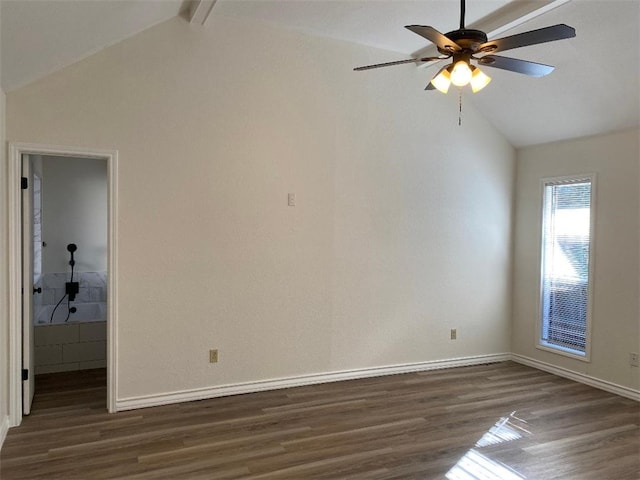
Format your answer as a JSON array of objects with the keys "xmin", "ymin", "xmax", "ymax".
[
  {"xmin": 450, "ymin": 61, "xmax": 472, "ymax": 87},
  {"xmin": 431, "ymin": 68, "xmax": 451, "ymax": 94},
  {"xmin": 471, "ymin": 67, "xmax": 492, "ymax": 93}
]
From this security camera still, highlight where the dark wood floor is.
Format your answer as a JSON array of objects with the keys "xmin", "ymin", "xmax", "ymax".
[{"xmin": 1, "ymin": 362, "xmax": 638, "ymax": 479}]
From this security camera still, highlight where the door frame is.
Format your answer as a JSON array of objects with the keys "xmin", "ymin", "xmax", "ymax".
[
  {"xmin": 8, "ymin": 142, "xmax": 119, "ymax": 426},
  {"xmin": 21, "ymin": 155, "xmax": 35, "ymax": 415}
]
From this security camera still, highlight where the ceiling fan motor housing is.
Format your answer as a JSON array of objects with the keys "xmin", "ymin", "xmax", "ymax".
[{"xmin": 440, "ymin": 29, "xmax": 488, "ymax": 54}]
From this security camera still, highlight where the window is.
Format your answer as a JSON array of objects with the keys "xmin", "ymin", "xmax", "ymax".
[{"xmin": 539, "ymin": 176, "xmax": 594, "ymax": 358}]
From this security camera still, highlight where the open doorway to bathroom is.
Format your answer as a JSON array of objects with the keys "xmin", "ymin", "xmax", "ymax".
[
  {"xmin": 28, "ymin": 154, "xmax": 108, "ymax": 413},
  {"xmin": 8, "ymin": 143, "xmax": 118, "ymax": 427}
]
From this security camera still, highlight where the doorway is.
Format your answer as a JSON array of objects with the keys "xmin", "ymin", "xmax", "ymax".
[
  {"xmin": 8, "ymin": 143, "xmax": 118, "ymax": 426},
  {"xmin": 27, "ymin": 154, "xmax": 108, "ymax": 414}
]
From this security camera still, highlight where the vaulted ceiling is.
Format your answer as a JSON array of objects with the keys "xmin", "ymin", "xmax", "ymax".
[{"xmin": 1, "ymin": 0, "xmax": 638, "ymax": 147}]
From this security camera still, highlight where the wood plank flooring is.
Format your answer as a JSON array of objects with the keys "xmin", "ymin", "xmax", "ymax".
[{"xmin": 1, "ymin": 362, "xmax": 638, "ymax": 479}]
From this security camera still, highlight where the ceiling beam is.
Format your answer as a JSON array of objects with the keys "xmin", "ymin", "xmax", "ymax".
[
  {"xmin": 189, "ymin": 0, "xmax": 217, "ymax": 26},
  {"xmin": 412, "ymin": 0, "xmax": 572, "ymax": 67}
]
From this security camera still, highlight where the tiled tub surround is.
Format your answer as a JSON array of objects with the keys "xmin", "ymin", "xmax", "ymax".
[
  {"xmin": 33, "ymin": 271, "xmax": 107, "ymax": 373},
  {"xmin": 36, "ymin": 271, "xmax": 107, "ymax": 314},
  {"xmin": 36, "ymin": 302, "xmax": 106, "ymax": 325},
  {"xmin": 34, "ymin": 321, "xmax": 106, "ymax": 374}
]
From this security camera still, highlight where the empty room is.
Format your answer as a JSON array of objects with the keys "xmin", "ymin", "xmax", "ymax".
[{"xmin": 0, "ymin": 0, "xmax": 638, "ymax": 478}]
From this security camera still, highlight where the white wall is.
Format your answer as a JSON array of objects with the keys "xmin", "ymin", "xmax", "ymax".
[
  {"xmin": 0, "ymin": 1, "xmax": 9, "ymax": 446},
  {"xmin": 6, "ymin": 15, "xmax": 515, "ymax": 402},
  {"xmin": 41, "ymin": 156, "xmax": 107, "ymax": 273},
  {"xmin": 512, "ymin": 129, "xmax": 640, "ymax": 390}
]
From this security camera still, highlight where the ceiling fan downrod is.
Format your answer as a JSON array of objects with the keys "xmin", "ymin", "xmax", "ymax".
[{"xmin": 460, "ymin": 0, "xmax": 466, "ymax": 29}]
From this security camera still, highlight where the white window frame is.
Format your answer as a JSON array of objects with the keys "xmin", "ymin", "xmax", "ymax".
[{"xmin": 536, "ymin": 174, "xmax": 596, "ymax": 362}]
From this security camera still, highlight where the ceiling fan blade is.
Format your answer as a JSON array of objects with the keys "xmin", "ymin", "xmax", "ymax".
[
  {"xmin": 354, "ymin": 56, "xmax": 443, "ymax": 71},
  {"xmin": 478, "ymin": 55, "xmax": 555, "ymax": 77},
  {"xmin": 405, "ymin": 25, "xmax": 461, "ymax": 53},
  {"xmin": 478, "ymin": 24, "xmax": 575, "ymax": 54}
]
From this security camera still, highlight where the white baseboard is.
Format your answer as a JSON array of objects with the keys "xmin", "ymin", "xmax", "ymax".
[
  {"xmin": 0, "ymin": 415, "xmax": 9, "ymax": 451},
  {"xmin": 511, "ymin": 353, "xmax": 640, "ymax": 401},
  {"xmin": 116, "ymin": 353, "xmax": 510, "ymax": 411},
  {"xmin": 116, "ymin": 352, "xmax": 638, "ymax": 412}
]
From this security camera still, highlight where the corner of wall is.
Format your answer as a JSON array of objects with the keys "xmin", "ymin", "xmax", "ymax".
[{"xmin": 507, "ymin": 146, "xmax": 519, "ymax": 353}]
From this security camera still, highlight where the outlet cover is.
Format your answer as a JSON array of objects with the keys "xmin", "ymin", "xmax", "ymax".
[
  {"xmin": 209, "ymin": 349, "xmax": 218, "ymax": 363},
  {"xmin": 630, "ymin": 353, "xmax": 639, "ymax": 367},
  {"xmin": 450, "ymin": 329, "xmax": 457, "ymax": 340}
]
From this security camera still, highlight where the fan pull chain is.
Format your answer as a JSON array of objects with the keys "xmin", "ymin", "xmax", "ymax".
[{"xmin": 458, "ymin": 91, "xmax": 463, "ymax": 126}]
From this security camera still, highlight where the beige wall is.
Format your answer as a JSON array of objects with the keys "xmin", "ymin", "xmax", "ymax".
[
  {"xmin": 7, "ymin": 15, "xmax": 515, "ymax": 401},
  {"xmin": 512, "ymin": 129, "xmax": 640, "ymax": 389}
]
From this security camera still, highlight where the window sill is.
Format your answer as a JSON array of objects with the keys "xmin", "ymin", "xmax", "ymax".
[{"xmin": 537, "ymin": 342, "xmax": 591, "ymax": 363}]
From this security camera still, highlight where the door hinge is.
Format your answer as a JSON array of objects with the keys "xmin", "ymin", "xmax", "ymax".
[
  {"xmin": 21, "ymin": 177, "xmax": 28, "ymax": 189},
  {"xmin": 22, "ymin": 369, "xmax": 29, "ymax": 381}
]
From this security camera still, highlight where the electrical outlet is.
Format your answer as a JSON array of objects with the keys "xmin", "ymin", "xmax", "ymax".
[
  {"xmin": 209, "ymin": 349, "xmax": 218, "ymax": 363},
  {"xmin": 450, "ymin": 329, "xmax": 457, "ymax": 340},
  {"xmin": 630, "ymin": 352, "xmax": 639, "ymax": 367}
]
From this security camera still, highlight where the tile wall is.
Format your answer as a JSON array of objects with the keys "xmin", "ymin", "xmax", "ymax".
[
  {"xmin": 34, "ymin": 321, "xmax": 106, "ymax": 374},
  {"xmin": 34, "ymin": 271, "xmax": 107, "ymax": 307},
  {"xmin": 33, "ymin": 271, "xmax": 107, "ymax": 374}
]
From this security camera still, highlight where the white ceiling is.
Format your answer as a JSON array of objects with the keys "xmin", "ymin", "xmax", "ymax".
[
  {"xmin": 1, "ymin": 0, "xmax": 638, "ymax": 147},
  {"xmin": 0, "ymin": 0, "xmax": 187, "ymax": 92}
]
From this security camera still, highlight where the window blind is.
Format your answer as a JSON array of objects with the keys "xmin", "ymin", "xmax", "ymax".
[{"xmin": 540, "ymin": 178, "xmax": 592, "ymax": 354}]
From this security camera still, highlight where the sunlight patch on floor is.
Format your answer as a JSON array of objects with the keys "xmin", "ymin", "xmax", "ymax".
[{"xmin": 446, "ymin": 411, "xmax": 531, "ymax": 480}]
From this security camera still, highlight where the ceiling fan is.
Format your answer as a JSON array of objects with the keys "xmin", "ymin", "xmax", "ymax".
[{"xmin": 354, "ymin": 0, "xmax": 576, "ymax": 94}]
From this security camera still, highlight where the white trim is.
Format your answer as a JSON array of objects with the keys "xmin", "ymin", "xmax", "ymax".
[
  {"xmin": 106, "ymin": 150, "xmax": 119, "ymax": 414},
  {"xmin": 7, "ymin": 145, "xmax": 22, "ymax": 427},
  {"xmin": 511, "ymin": 353, "xmax": 640, "ymax": 401},
  {"xmin": 116, "ymin": 353, "xmax": 511, "ymax": 411},
  {"xmin": 536, "ymin": 173, "xmax": 596, "ymax": 362},
  {"xmin": 8, "ymin": 143, "xmax": 118, "ymax": 427},
  {"xmin": 0, "ymin": 415, "xmax": 9, "ymax": 450},
  {"xmin": 537, "ymin": 342, "xmax": 587, "ymax": 361}
]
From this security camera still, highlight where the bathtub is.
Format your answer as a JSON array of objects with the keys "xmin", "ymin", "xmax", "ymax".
[
  {"xmin": 34, "ymin": 302, "xmax": 107, "ymax": 374},
  {"xmin": 35, "ymin": 301, "xmax": 106, "ymax": 325}
]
